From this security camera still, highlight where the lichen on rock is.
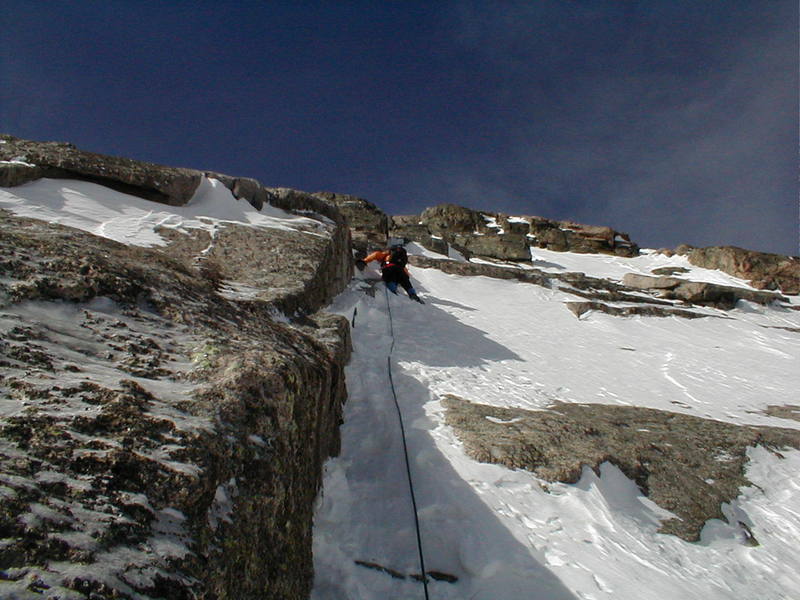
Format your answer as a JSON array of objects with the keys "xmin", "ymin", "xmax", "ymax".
[
  {"xmin": 0, "ymin": 172, "xmax": 351, "ymax": 599},
  {"xmin": 442, "ymin": 394, "xmax": 800, "ymax": 542}
]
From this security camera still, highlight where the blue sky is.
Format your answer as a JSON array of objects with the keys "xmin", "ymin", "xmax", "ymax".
[{"xmin": 2, "ymin": 1, "xmax": 797, "ymax": 255}]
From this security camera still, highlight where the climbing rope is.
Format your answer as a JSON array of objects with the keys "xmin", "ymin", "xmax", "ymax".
[{"xmin": 385, "ymin": 286, "xmax": 431, "ymax": 600}]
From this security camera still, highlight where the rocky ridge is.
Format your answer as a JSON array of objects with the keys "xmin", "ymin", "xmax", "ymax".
[
  {"xmin": 673, "ymin": 245, "xmax": 800, "ymax": 295},
  {"xmin": 391, "ymin": 202, "xmax": 639, "ymax": 261},
  {"xmin": 407, "ymin": 255, "xmax": 789, "ymax": 315}
]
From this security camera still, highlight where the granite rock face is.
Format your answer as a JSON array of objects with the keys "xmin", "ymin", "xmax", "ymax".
[
  {"xmin": 313, "ymin": 192, "xmax": 389, "ymax": 256},
  {"xmin": 0, "ymin": 134, "xmax": 202, "ymax": 206},
  {"xmin": 390, "ymin": 215, "xmax": 449, "ymax": 255},
  {"xmin": 0, "ymin": 209, "xmax": 351, "ymax": 600},
  {"xmin": 391, "ymin": 203, "xmax": 638, "ymax": 261},
  {"xmin": 5, "ymin": 132, "xmax": 799, "ymax": 598},
  {"xmin": 0, "ymin": 136, "xmax": 355, "ymax": 599},
  {"xmin": 419, "ymin": 203, "xmax": 483, "ymax": 234},
  {"xmin": 158, "ymin": 195, "xmax": 352, "ymax": 318},
  {"xmin": 443, "ymin": 395, "xmax": 800, "ymax": 542},
  {"xmin": 675, "ymin": 245, "xmax": 800, "ymax": 295}
]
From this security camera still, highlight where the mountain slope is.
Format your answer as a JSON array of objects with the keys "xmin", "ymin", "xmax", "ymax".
[
  {"xmin": 2, "ymin": 140, "xmax": 799, "ymax": 600},
  {"xmin": 313, "ymin": 245, "xmax": 800, "ymax": 600}
]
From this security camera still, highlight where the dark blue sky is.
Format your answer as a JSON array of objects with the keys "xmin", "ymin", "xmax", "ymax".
[{"xmin": 2, "ymin": 1, "xmax": 797, "ymax": 255}]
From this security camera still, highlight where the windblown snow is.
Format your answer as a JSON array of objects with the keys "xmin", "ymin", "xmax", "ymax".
[{"xmin": 313, "ymin": 246, "xmax": 800, "ymax": 600}]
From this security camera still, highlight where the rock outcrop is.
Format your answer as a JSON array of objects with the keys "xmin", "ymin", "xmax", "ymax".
[
  {"xmin": 0, "ymin": 134, "xmax": 202, "ymax": 206},
  {"xmin": 565, "ymin": 301, "xmax": 711, "ymax": 320},
  {"xmin": 622, "ymin": 273, "xmax": 787, "ymax": 309},
  {"xmin": 443, "ymin": 395, "xmax": 800, "ymax": 542},
  {"xmin": 390, "ymin": 215, "xmax": 449, "ymax": 255},
  {"xmin": 391, "ymin": 203, "xmax": 638, "ymax": 261},
  {"xmin": 313, "ymin": 192, "xmax": 389, "ymax": 256},
  {"xmin": 0, "ymin": 136, "xmax": 355, "ymax": 599},
  {"xmin": 674, "ymin": 245, "xmax": 800, "ymax": 295},
  {"xmin": 407, "ymin": 255, "xmax": 719, "ymax": 318}
]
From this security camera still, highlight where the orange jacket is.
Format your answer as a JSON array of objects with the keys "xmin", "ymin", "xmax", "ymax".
[{"xmin": 364, "ymin": 250, "xmax": 410, "ymax": 275}]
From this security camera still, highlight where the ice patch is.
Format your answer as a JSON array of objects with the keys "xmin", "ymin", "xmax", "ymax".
[{"xmin": 207, "ymin": 478, "xmax": 238, "ymax": 530}]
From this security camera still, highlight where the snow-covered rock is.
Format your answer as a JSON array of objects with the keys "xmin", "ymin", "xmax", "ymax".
[{"xmin": 0, "ymin": 159, "xmax": 352, "ymax": 600}]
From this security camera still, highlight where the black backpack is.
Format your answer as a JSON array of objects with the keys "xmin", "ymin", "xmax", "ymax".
[{"xmin": 388, "ymin": 246, "xmax": 408, "ymax": 268}]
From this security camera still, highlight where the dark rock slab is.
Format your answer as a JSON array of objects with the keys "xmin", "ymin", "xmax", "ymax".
[
  {"xmin": 0, "ymin": 160, "xmax": 46, "ymax": 187},
  {"xmin": 0, "ymin": 134, "xmax": 201, "ymax": 206},
  {"xmin": 408, "ymin": 255, "xmax": 550, "ymax": 286},
  {"xmin": 651, "ymin": 266, "xmax": 690, "ymax": 276},
  {"xmin": 442, "ymin": 394, "xmax": 800, "ymax": 542},
  {"xmin": 565, "ymin": 301, "xmax": 710, "ymax": 319},
  {"xmin": 676, "ymin": 245, "xmax": 800, "ymax": 295},
  {"xmin": 205, "ymin": 172, "xmax": 272, "ymax": 211}
]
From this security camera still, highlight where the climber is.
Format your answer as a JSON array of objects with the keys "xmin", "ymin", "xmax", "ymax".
[{"xmin": 358, "ymin": 241, "xmax": 424, "ymax": 304}]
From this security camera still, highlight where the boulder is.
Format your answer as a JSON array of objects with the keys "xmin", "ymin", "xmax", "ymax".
[
  {"xmin": 623, "ymin": 274, "xmax": 684, "ymax": 290},
  {"xmin": 448, "ymin": 232, "xmax": 531, "ymax": 261},
  {"xmin": 497, "ymin": 215, "xmax": 531, "ymax": 235},
  {"xmin": 676, "ymin": 245, "xmax": 800, "ymax": 295},
  {"xmin": 390, "ymin": 216, "xmax": 450, "ymax": 256},
  {"xmin": 207, "ymin": 172, "xmax": 272, "ymax": 211},
  {"xmin": 531, "ymin": 223, "xmax": 570, "ymax": 252},
  {"xmin": 420, "ymin": 203, "xmax": 482, "ymax": 234}
]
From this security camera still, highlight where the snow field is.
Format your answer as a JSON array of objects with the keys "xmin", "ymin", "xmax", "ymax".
[{"xmin": 314, "ymin": 255, "xmax": 800, "ymax": 599}]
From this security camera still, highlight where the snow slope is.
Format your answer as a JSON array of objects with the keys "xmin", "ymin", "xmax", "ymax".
[
  {"xmin": 3, "ymin": 177, "xmax": 799, "ymax": 599},
  {"xmin": 313, "ymin": 248, "xmax": 800, "ymax": 600}
]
